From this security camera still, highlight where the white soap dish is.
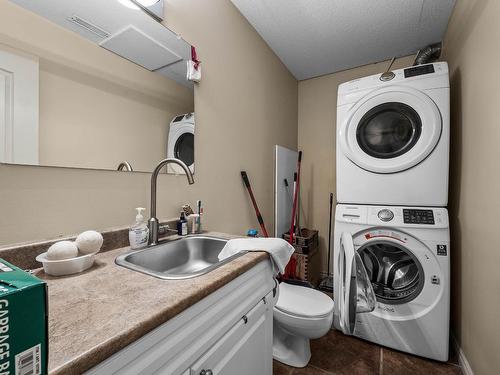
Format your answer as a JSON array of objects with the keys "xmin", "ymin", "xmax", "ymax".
[{"xmin": 36, "ymin": 251, "xmax": 98, "ymax": 276}]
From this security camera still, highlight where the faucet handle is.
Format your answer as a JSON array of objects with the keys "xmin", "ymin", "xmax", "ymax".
[{"xmin": 158, "ymin": 224, "xmax": 176, "ymax": 235}]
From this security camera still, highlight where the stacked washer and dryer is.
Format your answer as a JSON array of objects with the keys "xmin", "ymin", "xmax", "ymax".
[{"xmin": 332, "ymin": 62, "xmax": 451, "ymax": 361}]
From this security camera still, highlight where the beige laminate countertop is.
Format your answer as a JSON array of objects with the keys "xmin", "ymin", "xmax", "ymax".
[{"xmin": 34, "ymin": 233, "xmax": 269, "ymax": 375}]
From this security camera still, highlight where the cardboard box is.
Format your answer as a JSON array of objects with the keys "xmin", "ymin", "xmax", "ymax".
[{"xmin": 0, "ymin": 259, "xmax": 48, "ymax": 375}]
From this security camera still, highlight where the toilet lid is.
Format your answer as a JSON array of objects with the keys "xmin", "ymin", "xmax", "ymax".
[{"xmin": 275, "ymin": 283, "xmax": 334, "ymax": 318}]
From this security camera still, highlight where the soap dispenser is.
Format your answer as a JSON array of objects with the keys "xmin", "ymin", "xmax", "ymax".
[{"xmin": 129, "ymin": 207, "xmax": 149, "ymax": 249}]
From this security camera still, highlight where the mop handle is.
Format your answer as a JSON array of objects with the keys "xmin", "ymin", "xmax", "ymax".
[
  {"xmin": 284, "ymin": 152, "xmax": 302, "ymax": 279},
  {"xmin": 241, "ymin": 171, "xmax": 269, "ymax": 237},
  {"xmin": 327, "ymin": 192, "xmax": 333, "ymax": 276},
  {"xmin": 288, "ymin": 152, "xmax": 302, "ymax": 245}
]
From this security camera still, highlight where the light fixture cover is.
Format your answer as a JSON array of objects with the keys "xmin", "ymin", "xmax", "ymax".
[{"xmin": 117, "ymin": 0, "xmax": 164, "ymax": 21}]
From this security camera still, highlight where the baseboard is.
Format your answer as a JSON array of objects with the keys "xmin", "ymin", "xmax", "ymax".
[{"xmin": 452, "ymin": 333, "xmax": 474, "ymax": 375}]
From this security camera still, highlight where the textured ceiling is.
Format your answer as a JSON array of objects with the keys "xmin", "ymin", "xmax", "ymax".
[{"xmin": 231, "ymin": 0, "xmax": 456, "ymax": 80}]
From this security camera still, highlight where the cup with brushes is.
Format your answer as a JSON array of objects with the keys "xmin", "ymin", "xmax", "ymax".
[{"xmin": 36, "ymin": 230, "xmax": 103, "ymax": 276}]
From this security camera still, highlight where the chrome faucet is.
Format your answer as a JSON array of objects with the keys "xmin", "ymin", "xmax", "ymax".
[{"xmin": 149, "ymin": 158, "xmax": 194, "ymax": 245}]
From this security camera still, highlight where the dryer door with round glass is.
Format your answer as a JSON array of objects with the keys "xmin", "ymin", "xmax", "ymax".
[
  {"xmin": 174, "ymin": 132, "xmax": 194, "ymax": 167},
  {"xmin": 339, "ymin": 86, "xmax": 442, "ymax": 173}
]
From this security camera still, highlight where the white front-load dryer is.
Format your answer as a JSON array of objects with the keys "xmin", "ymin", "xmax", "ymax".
[
  {"xmin": 167, "ymin": 112, "xmax": 195, "ymax": 174},
  {"xmin": 336, "ymin": 62, "xmax": 450, "ymax": 206},
  {"xmin": 333, "ymin": 204, "xmax": 450, "ymax": 361}
]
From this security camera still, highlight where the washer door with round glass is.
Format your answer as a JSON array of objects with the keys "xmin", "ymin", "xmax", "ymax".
[
  {"xmin": 357, "ymin": 240, "xmax": 424, "ymax": 305},
  {"xmin": 349, "ymin": 228, "xmax": 445, "ymax": 321},
  {"xmin": 338, "ymin": 232, "xmax": 376, "ymax": 335},
  {"xmin": 339, "ymin": 86, "xmax": 442, "ymax": 173}
]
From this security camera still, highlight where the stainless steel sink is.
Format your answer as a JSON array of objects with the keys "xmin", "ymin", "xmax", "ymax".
[{"xmin": 115, "ymin": 236, "xmax": 245, "ymax": 280}]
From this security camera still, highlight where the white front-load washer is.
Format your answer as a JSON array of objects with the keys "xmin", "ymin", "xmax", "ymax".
[
  {"xmin": 333, "ymin": 204, "xmax": 450, "ymax": 361},
  {"xmin": 336, "ymin": 62, "xmax": 450, "ymax": 206},
  {"xmin": 167, "ymin": 112, "xmax": 195, "ymax": 174}
]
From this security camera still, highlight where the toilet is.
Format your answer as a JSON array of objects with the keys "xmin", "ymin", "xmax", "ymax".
[{"xmin": 273, "ymin": 282, "xmax": 334, "ymax": 367}]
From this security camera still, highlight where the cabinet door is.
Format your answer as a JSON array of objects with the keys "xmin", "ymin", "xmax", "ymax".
[{"xmin": 190, "ymin": 296, "xmax": 272, "ymax": 375}]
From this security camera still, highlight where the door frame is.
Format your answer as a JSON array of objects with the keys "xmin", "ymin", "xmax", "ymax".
[{"xmin": 0, "ymin": 45, "xmax": 39, "ymax": 164}]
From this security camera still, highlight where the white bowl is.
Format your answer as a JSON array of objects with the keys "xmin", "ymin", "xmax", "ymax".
[{"xmin": 36, "ymin": 251, "xmax": 98, "ymax": 276}]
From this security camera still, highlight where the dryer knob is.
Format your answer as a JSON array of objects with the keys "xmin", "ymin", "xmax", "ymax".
[{"xmin": 378, "ymin": 209, "xmax": 394, "ymax": 222}]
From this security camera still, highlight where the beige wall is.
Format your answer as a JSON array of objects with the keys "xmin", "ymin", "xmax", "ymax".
[
  {"xmin": 0, "ymin": 2, "xmax": 194, "ymax": 172},
  {"xmin": 297, "ymin": 55, "xmax": 414, "ymax": 273},
  {"xmin": 0, "ymin": 0, "xmax": 297, "ymax": 245},
  {"xmin": 442, "ymin": 1, "xmax": 500, "ymax": 374}
]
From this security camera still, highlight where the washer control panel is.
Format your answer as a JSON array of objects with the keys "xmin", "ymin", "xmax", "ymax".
[
  {"xmin": 337, "ymin": 205, "xmax": 448, "ymax": 228},
  {"xmin": 403, "ymin": 209, "xmax": 435, "ymax": 225},
  {"xmin": 377, "ymin": 209, "xmax": 394, "ymax": 222}
]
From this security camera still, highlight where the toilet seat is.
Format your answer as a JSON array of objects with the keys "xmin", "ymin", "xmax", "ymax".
[{"xmin": 275, "ymin": 283, "xmax": 334, "ymax": 318}]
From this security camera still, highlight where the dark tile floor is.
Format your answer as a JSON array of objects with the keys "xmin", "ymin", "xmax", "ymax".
[{"xmin": 273, "ymin": 329, "xmax": 462, "ymax": 375}]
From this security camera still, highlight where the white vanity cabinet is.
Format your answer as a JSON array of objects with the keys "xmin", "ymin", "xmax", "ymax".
[
  {"xmin": 86, "ymin": 260, "xmax": 276, "ymax": 375},
  {"xmin": 190, "ymin": 294, "xmax": 272, "ymax": 375}
]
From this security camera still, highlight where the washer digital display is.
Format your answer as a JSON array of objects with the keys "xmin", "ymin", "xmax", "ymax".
[{"xmin": 403, "ymin": 209, "xmax": 435, "ymax": 224}]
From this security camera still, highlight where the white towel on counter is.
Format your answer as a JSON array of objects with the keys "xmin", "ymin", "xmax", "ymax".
[{"xmin": 218, "ymin": 238, "xmax": 294, "ymax": 275}]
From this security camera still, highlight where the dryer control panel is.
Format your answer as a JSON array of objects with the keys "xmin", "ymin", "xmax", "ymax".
[{"xmin": 404, "ymin": 64, "xmax": 435, "ymax": 78}]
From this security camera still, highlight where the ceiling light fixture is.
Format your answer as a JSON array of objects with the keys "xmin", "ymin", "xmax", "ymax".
[{"xmin": 116, "ymin": 0, "xmax": 164, "ymax": 21}]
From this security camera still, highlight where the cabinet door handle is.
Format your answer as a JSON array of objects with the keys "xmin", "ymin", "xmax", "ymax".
[{"xmin": 200, "ymin": 370, "xmax": 213, "ymax": 375}]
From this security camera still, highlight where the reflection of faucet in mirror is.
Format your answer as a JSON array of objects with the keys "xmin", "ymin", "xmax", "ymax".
[
  {"xmin": 149, "ymin": 158, "xmax": 194, "ymax": 246},
  {"xmin": 117, "ymin": 161, "xmax": 134, "ymax": 172}
]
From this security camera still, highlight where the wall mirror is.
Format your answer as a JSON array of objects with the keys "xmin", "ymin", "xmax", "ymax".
[{"xmin": 0, "ymin": 0, "xmax": 195, "ymax": 173}]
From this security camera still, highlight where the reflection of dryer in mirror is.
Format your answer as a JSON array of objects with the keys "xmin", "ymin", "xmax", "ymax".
[{"xmin": 167, "ymin": 112, "xmax": 195, "ymax": 174}]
